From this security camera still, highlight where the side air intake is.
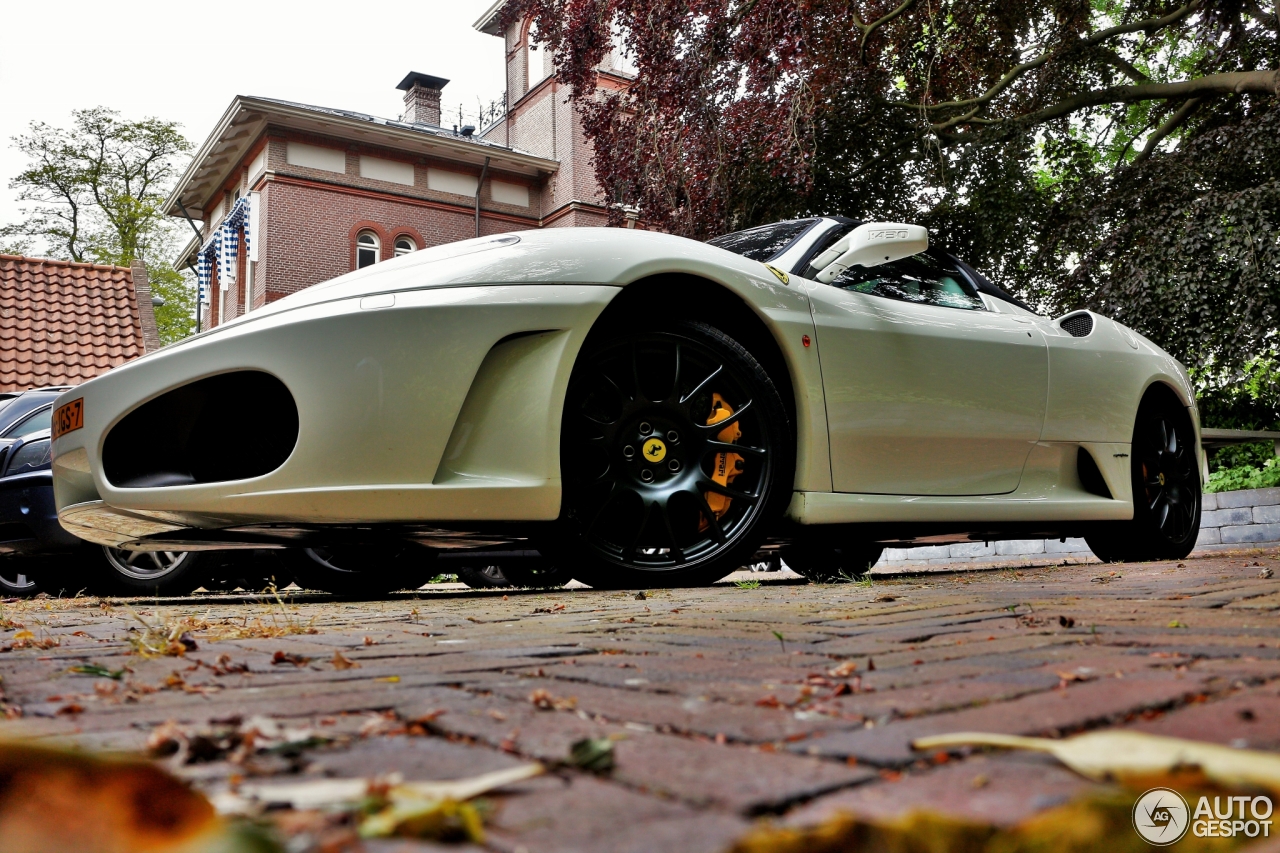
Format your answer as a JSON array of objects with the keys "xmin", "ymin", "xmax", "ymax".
[
  {"xmin": 104, "ymin": 371, "xmax": 298, "ymax": 488},
  {"xmin": 1077, "ymin": 447, "xmax": 1112, "ymax": 499},
  {"xmin": 1060, "ymin": 312, "xmax": 1094, "ymax": 337}
]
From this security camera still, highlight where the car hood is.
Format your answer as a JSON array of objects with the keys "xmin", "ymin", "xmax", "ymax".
[{"xmin": 161, "ymin": 228, "xmax": 762, "ymax": 355}]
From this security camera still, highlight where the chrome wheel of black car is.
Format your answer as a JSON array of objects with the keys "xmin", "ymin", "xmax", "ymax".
[
  {"xmin": 103, "ymin": 548, "xmax": 190, "ymax": 581},
  {"xmin": 1086, "ymin": 394, "xmax": 1200, "ymax": 563},
  {"xmin": 558, "ymin": 321, "xmax": 792, "ymax": 588},
  {"xmin": 0, "ymin": 569, "xmax": 39, "ymax": 596},
  {"xmin": 98, "ymin": 546, "xmax": 208, "ymax": 595}
]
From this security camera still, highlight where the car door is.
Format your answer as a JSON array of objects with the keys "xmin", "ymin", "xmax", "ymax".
[{"xmin": 805, "ymin": 253, "xmax": 1048, "ymax": 495}]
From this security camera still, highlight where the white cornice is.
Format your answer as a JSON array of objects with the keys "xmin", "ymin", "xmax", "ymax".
[{"xmin": 164, "ymin": 95, "xmax": 558, "ymax": 218}]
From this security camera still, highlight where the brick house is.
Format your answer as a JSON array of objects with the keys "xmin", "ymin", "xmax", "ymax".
[
  {"xmin": 166, "ymin": 3, "xmax": 635, "ymax": 330},
  {"xmin": 0, "ymin": 255, "xmax": 161, "ymax": 393}
]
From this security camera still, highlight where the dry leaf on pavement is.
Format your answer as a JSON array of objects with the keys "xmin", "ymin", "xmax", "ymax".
[
  {"xmin": 912, "ymin": 730, "xmax": 1280, "ymax": 791},
  {"xmin": 330, "ymin": 651, "xmax": 359, "ymax": 670},
  {"xmin": 221, "ymin": 762, "xmax": 544, "ymax": 842},
  {"xmin": 0, "ymin": 740, "xmax": 272, "ymax": 853}
]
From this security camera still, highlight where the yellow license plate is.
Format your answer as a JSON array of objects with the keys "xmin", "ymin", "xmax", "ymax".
[{"xmin": 52, "ymin": 398, "xmax": 84, "ymax": 439}]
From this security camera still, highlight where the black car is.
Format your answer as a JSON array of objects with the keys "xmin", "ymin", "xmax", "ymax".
[{"xmin": 0, "ymin": 388, "xmax": 208, "ymax": 596}]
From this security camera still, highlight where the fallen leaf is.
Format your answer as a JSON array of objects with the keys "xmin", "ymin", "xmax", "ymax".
[
  {"xmin": 1167, "ymin": 620, "xmax": 1188, "ymax": 629},
  {"xmin": 375, "ymin": 675, "xmax": 400, "ymax": 683},
  {"xmin": 271, "ymin": 650, "xmax": 311, "ymax": 667},
  {"xmin": 1058, "ymin": 615, "xmax": 1075, "ymax": 628},
  {"xmin": 827, "ymin": 661, "xmax": 857, "ymax": 678},
  {"xmin": 912, "ymin": 730, "xmax": 1280, "ymax": 792},
  {"xmin": 210, "ymin": 653, "xmax": 249, "ymax": 675},
  {"xmin": 330, "ymin": 651, "xmax": 359, "ymax": 670},
  {"xmin": 0, "ymin": 741, "xmax": 247, "ymax": 853},
  {"xmin": 528, "ymin": 688, "xmax": 576, "ymax": 710},
  {"xmin": 727, "ymin": 791, "xmax": 1207, "ymax": 853},
  {"xmin": 69, "ymin": 664, "xmax": 127, "ymax": 680},
  {"xmin": 227, "ymin": 762, "xmax": 543, "ymax": 812},
  {"xmin": 568, "ymin": 737, "xmax": 615, "ymax": 774}
]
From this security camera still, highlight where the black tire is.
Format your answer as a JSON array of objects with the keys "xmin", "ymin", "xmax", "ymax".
[
  {"xmin": 456, "ymin": 558, "xmax": 570, "ymax": 589},
  {"xmin": 285, "ymin": 542, "xmax": 436, "ymax": 597},
  {"xmin": 199, "ymin": 549, "xmax": 296, "ymax": 592},
  {"xmin": 456, "ymin": 564, "xmax": 512, "ymax": 588},
  {"xmin": 781, "ymin": 538, "xmax": 883, "ymax": 582},
  {"xmin": 1086, "ymin": 394, "xmax": 1201, "ymax": 563},
  {"xmin": 96, "ymin": 546, "xmax": 209, "ymax": 596},
  {"xmin": 499, "ymin": 558, "xmax": 570, "ymax": 588},
  {"xmin": 552, "ymin": 319, "xmax": 794, "ymax": 589}
]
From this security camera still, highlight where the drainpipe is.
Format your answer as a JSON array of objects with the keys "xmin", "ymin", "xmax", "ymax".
[
  {"xmin": 475, "ymin": 156, "xmax": 490, "ymax": 238},
  {"xmin": 176, "ymin": 199, "xmax": 206, "ymax": 333}
]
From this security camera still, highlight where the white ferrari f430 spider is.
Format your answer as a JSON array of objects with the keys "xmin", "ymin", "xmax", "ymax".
[{"xmin": 50, "ymin": 218, "xmax": 1203, "ymax": 588}]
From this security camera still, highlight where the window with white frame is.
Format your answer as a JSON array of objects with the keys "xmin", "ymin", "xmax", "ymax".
[
  {"xmin": 609, "ymin": 23, "xmax": 638, "ymax": 76},
  {"xmin": 526, "ymin": 20, "xmax": 551, "ymax": 90},
  {"xmin": 357, "ymin": 231, "xmax": 380, "ymax": 268},
  {"xmin": 394, "ymin": 236, "xmax": 416, "ymax": 257}
]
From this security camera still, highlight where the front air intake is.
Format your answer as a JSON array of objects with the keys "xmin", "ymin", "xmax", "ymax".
[
  {"xmin": 1060, "ymin": 312, "xmax": 1094, "ymax": 337},
  {"xmin": 103, "ymin": 371, "xmax": 298, "ymax": 488}
]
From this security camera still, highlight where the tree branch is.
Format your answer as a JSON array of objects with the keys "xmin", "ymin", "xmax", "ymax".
[
  {"xmin": 939, "ymin": 71, "xmax": 1277, "ymax": 141},
  {"xmin": 1244, "ymin": 0, "xmax": 1279, "ymax": 30},
  {"xmin": 1012, "ymin": 71, "xmax": 1276, "ymax": 128},
  {"xmin": 894, "ymin": 0, "xmax": 1202, "ymax": 113},
  {"xmin": 1095, "ymin": 47, "xmax": 1149, "ymax": 83},
  {"xmin": 1132, "ymin": 97, "xmax": 1205, "ymax": 163},
  {"xmin": 854, "ymin": 0, "xmax": 920, "ymax": 62}
]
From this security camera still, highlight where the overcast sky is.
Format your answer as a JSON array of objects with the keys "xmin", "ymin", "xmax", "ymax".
[{"xmin": 0, "ymin": 0, "xmax": 505, "ymax": 233}]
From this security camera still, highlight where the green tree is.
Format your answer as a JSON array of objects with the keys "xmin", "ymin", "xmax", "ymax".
[{"xmin": 5, "ymin": 107, "xmax": 196, "ymax": 343}]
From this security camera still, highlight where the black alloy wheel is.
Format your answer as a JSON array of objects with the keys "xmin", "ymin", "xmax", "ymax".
[
  {"xmin": 1086, "ymin": 396, "xmax": 1201, "ymax": 563},
  {"xmin": 555, "ymin": 320, "xmax": 793, "ymax": 588}
]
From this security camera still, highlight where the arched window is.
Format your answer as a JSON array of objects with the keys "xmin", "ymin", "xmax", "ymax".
[
  {"xmin": 526, "ymin": 20, "xmax": 551, "ymax": 91},
  {"xmin": 356, "ymin": 231, "xmax": 379, "ymax": 269},
  {"xmin": 394, "ymin": 236, "xmax": 416, "ymax": 257}
]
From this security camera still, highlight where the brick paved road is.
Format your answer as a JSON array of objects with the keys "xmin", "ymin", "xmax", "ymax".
[{"xmin": 3, "ymin": 548, "xmax": 1280, "ymax": 852}]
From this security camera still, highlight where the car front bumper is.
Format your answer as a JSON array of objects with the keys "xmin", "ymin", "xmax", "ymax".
[{"xmin": 0, "ymin": 472, "xmax": 82, "ymax": 555}]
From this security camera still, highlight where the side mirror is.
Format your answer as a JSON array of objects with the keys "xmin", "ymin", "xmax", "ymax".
[{"xmin": 811, "ymin": 223, "xmax": 929, "ymax": 283}]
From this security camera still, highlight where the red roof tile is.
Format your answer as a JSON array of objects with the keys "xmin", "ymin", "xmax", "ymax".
[{"xmin": 0, "ymin": 254, "xmax": 148, "ymax": 393}]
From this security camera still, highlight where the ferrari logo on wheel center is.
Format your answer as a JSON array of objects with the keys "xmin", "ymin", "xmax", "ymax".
[{"xmin": 642, "ymin": 438, "xmax": 667, "ymax": 463}]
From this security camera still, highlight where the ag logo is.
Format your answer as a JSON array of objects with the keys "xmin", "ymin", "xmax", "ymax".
[
  {"xmin": 1133, "ymin": 787, "xmax": 1190, "ymax": 845},
  {"xmin": 642, "ymin": 438, "xmax": 667, "ymax": 463}
]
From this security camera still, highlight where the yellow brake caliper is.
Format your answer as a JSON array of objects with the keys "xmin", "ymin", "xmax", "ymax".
[{"xmin": 701, "ymin": 392, "xmax": 744, "ymax": 530}]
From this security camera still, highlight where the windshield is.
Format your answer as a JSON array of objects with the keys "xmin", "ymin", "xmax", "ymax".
[
  {"xmin": 3, "ymin": 406, "xmax": 52, "ymax": 439},
  {"xmin": 707, "ymin": 219, "xmax": 820, "ymax": 262}
]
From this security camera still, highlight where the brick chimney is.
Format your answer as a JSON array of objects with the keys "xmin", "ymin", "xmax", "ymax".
[{"xmin": 397, "ymin": 72, "xmax": 449, "ymax": 126}]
